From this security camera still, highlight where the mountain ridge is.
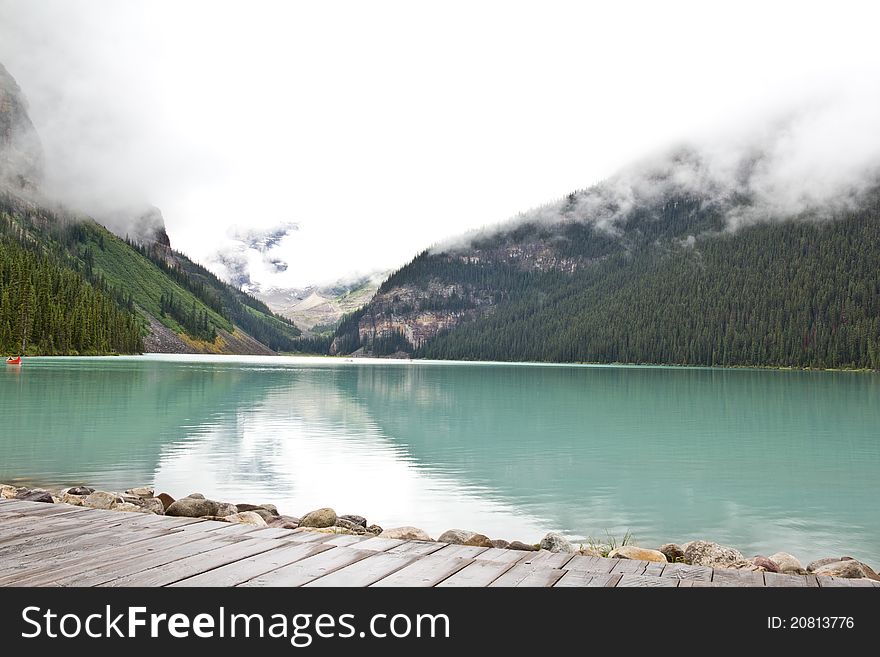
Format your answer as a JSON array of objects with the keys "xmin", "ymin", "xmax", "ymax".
[
  {"xmin": 0, "ymin": 63, "xmax": 301, "ymax": 356},
  {"xmin": 329, "ymin": 150, "xmax": 880, "ymax": 369}
]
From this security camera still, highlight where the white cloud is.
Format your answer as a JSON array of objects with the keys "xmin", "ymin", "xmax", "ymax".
[{"xmin": 1, "ymin": 0, "xmax": 879, "ymax": 285}]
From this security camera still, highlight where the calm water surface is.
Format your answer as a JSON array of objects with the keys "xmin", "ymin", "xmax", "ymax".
[{"xmin": 1, "ymin": 355, "xmax": 878, "ymax": 563}]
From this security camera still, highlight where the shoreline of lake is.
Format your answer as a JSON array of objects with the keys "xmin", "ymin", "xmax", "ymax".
[
  {"xmin": 8, "ymin": 351, "xmax": 879, "ymax": 374},
  {"xmin": 3, "ymin": 481, "xmax": 878, "ymax": 582}
]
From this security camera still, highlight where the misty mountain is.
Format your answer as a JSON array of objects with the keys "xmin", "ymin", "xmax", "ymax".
[
  {"xmin": 0, "ymin": 63, "xmax": 300, "ymax": 356},
  {"xmin": 330, "ymin": 146, "xmax": 880, "ymax": 369},
  {"xmin": 256, "ymin": 272, "xmax": 385, "ymax": 334},
  {"xmin": 0, "ymin": 62, "xmax": 42, "ymax": 193}
]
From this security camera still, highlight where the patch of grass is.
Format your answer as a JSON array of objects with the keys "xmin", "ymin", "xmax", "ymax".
[{"xmin": 585, "ymin": 530, "xmax": 636, "ymax": 557}]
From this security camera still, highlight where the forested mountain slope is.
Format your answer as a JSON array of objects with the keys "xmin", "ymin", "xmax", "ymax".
[
  {"xmin": 332, "ymin": 179, "xmax": 880, "ymax": 369},
  {"xmin": 0, "ymin": 62, "xmax": 300, "ymax": 356}
]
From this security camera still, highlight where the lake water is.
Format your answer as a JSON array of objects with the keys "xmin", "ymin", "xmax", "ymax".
[{"xmin": 1, "ymin": 354, "xmax": 878, "ymax": 564}]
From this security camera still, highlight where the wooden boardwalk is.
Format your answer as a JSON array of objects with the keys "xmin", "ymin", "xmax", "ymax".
[{"xmin": 1, "ymin": 499, "xmax": 877, "ymax": 587}]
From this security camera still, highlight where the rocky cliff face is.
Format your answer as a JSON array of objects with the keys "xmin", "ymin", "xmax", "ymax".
[
  {"xmin": 106, "ymin": 204, "xmax": 172, "ymax": 251},
  {"xmin": 0, "ymin": 63, "xmax": 43, "ymax": 193}
]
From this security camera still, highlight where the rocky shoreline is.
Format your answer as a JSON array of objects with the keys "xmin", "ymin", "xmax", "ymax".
[{"xmin": 2, "ymin": 482, "xmax": 878, "ymax": 582}]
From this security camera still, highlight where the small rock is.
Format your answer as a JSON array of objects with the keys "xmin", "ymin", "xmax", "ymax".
[
  {"xmin": 608, "ymin": 546, "xmax": 668, "ymax": 563},
  {"xmin": 223, "ymin": 511, "xmax": 267, "ymax": 527},
  {"xmin": 437, "ymin": 529, "xmax": 476, "ymax": 545},
  {"xmin": 683, "ymin": 540, "xmax": 744, "ymax": 567},
  {"xmin": 769, "ymin": 552, "xmax": 804, "ymax": 574},
  {"xmin": 311, "ymin": 526, "xmax": 356, "ymax": 535},
  {"xmin": 15, "ymin": 489, "xmax": 55, "ymax": 503},
  {"xmin": 0, "ymin": 484, "xmax": 19, "ymax": 499},
  {"xmin": 125, "ymin": 486, "xmax": 154, "ymax": 498},
  {"xmin": 856, "ymin": 562, "xmax": 880, "ymax": 582},
  {"xmin": 214, "ymin": 503, "xmax": 238, "ymax": 518},
  {"xmin": 365, "ymin": 524, "xmax": 383, "ymax": 535},
  {"xmin": 806, "ymin": 557, "xmax": 840, "ymax": 573},
  {"xmin": 60, "ymin": 493, "xmax": 86, "ymax": 506},
  {"xmin": 539, "ymin": 532, "xmax": 574, "ymax": 554},
  {"xmin": 508, "ymin": 541, "xmax": 538, "ymax": 551},
  {"xmin": 131, "ymin": 497, "xmax": 164, "ymax": 515},
  {"xmin": 185, "ymin": 493, "xmax": 206, "ymax": 500},
  {"xmin": 166, "ymin": 497, "xmax": 218, "ymax": 518},
  {"xmin": 338, "ymin": 514, "xmax": 367, "ymax": 528},
  {"xmin": 727, "ymin": 559, "xmax": 763, "ymax": 571},
  {"xmin": 156, "ymin": 493, "xmax": 175, "ymax": 511},
  {"xmin": 63, "ymin": 486, "xmax": 94, "ymax": 496},
  {"xmin": 115, "ymin": 502, "xmax": 150, "ymax": 514},
  {"xmin": 300, "ymin": 508, "xmax": 337, "ymax": 528},
  {"xmin": 253, "ymin": 509, "xmax": 277, "ymax": 522},
  {"xmin": 578, "ymin": 546, "xmax": 603, "ymax": 557},
  {"xmin": 235, "ymin": 503, "xmax": 278, "ymax": 516},
  {"xmin": 814, "ymin": 561, "xmax": 866, "ymax": 579},
  {"xmin": 751, "ymin": 556, "xmax": 780, "ymax": 573},
  {"xmin": 463, "ymin": 533, "xmax": 494, "ymax": 548},
  {"xmin": 659, "ymin": 543, "xmax": 685, "ymax": 563},
  {"xmin": 334, "ymin": 518, "xmax": 367, "ymax": 534},
  {"xmin": 490, "ymin": 539, "xmax": 510, "ymax": 549},
  {"xmin": 267, "ymin": 515, "xmax": 300, "ymax": 529},
  {"xmin": 379, "ymin": 526, "xmax": 433, "ymax": 541},
  {"xmin": 84, "ymin": 491, "xmax": 119, "ymax": 510},
  {"xmin": 834, "ymin": 559, "xmax": 879, "ymax": 581}
]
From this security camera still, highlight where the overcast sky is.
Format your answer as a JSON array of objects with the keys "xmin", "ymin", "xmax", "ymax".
[{"xmin": 1, "ymin": 0, "xmax": 879, "ymax": 287}]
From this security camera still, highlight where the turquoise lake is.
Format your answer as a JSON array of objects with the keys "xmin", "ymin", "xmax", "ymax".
[{"xmin": 1, "ymin": 354, "xmax": 878, "ymax": 564}]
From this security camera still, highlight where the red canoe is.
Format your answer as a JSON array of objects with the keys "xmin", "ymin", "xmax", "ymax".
[{"xmin": 5, "ymin": 356, "xmax": 21, "ymax": 365}]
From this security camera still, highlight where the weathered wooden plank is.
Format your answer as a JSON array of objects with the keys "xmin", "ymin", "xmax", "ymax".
[
  {"xmin": 0, "ymin": 516, "xmax": 142, "ymax": 551},
  {"xmin": 286, "ymin": 531, "xmax": 349, "ymax": 545},
  {"xmin": 554, "ymin": 570, "xmax": 603, "ymax": 587},
  {"xmin": 644, "ymin": 562, "xmax": 666, "ymax": 577},
  {"xmin": 763, "ymin": 572, "xmax": 809, "ymax": 587},
  {"xmin": 563, "ymin": 555, "xmax": 616, "ymax": 573},
  {"xmin": 515, "ymin": 550, "xmax": 574, "ymax": 569},
  {"xmin": 0, "ymin": 524, "xmax": 169, "ymax": 568},
  {"xmin": 435, "ymin": 559, "xmax": 516, "ymax": 587},
  {"xmin": 353, "ymin": 536, "xmax": 408, "ymax": 552},
  {"xmin": 711, "ymin": 568, "xmax": 765, "ymax": 586},
  {"xmin": 0, "ymin": 529, "xmax": 235, "ymax": 586},
  {"xmin": 207, "ymin": 523, "xmax": 266, "ymax": 536},
  {"xmin": 804, "ymin": 574, "xmax": 820, "ymax": 587},
  {"xmin": 431, "ymin": 544, "xmax": 489, "ymax": 559},
  {"xmin": 0, "ymin": 528, "xmax": 176, "ymax": 583},
  {"xmin": 817, "ymin": 577, "xmax": 878, "ymax": 587},
  {"xmin": 610, "ymin": 559, "xmax": 648, "ymax": 575},
  {"xmin": 0, "ymin": 501, "xmax": 89, "ymax": 517},
  {"xmin": 169, "ymin": 542, "xmax": 334, "ymax": 587},
  {"xmin": 241, "ymin": 527, "xmax": 300, "ymax": 540},
  {"xmin": 815, "ymin": 576, "xmax": 853, "ymax": 587},
  {"xmin": 305, "ymin": 552, "xmax": 416, "ymax": 587},
  {"xmin": 144, "ymin": 516, "xmax": 211, "ymax": 528},
  {"xmin": 323, "ymin": 534, "xmax": 371, "ymax": 547},
  {"xmin": 239, "ymin": 548, "xmax": 374, "ymax": 587},
  {"xmin": 473, "ymin": 548, "xmax": 526, "ymax": 564},
  {"xmin": 13, "ymin": 534, "xmax": 237, "ymax": 587},
  {"xmin": 371, "ymin": 555, "xmax": 472, "ymax": 587},
  {"xmin": 387, "ymin": 541, "xmax": 447, "ymax": 557},
  {"xmin": 169, "ymin": 519, "xmax": 239, "ymax": 534},
  {"xmin": 489, "ymin": 563, "xmax": 565, "ymax": 587},
  {"xmin": 102, "ymin": 538, "xmax": 284, "ymax": 587},
  {"xmin": 660, "ymin": 563, "xmax": 713, "ymax": 581},
  {"xmin": 617, "ymin": 574, "xmax": 679, "ymax": 587}
]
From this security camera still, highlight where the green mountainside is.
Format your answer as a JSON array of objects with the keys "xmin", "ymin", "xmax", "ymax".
[
  {"xmin": 0, "ymin": 61, "xmax": 300, "ymax": 356},
  {"xmin": 331, "ymin": 188, "xmax": 880, "ymax": 369},
  {"xmin": 0, "ymin": 191, "xmax": 300, "ymax": 356}
]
